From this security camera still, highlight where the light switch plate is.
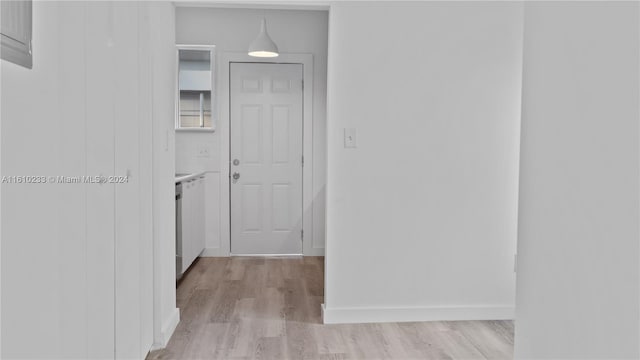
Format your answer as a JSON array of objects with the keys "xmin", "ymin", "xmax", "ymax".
[{"xmin": 344, "ymin": 128, "xmax": 357, "ymax": 148}]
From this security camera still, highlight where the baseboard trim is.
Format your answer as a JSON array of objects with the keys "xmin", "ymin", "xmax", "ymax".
[
  {"xmin": 150, "ymin": 307, "xmax": 180, "ymax": 351},
  {"xmin": 305, "ymin": 247, "xmax": 325, "ymax": 256},
  {"xmin": 200, "ymin": 247, "xmax": 324, "ymax": 257},
  {"xmin": 200, "ymin": 247, "xmax": 228, "ymax": 257},
  {"xmin": 322, "ymin": 304, "xmax": 514, "ymax": 324}
]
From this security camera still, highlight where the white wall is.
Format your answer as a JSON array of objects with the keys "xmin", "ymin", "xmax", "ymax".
[
  {"xmin": 175, "ymin": 7, "xmax": 328, "ymax": 256},
  {"xmin": 514, "ymin": 2, "xmax": 640, "ymax": 358},
  {"xmin": 324, "ymin": 2, "xmax": 523, "ymax": 323}
]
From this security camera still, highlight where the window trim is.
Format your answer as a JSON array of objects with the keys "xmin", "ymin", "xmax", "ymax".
[{"xmin": 175, "ymin": 44, "xmax": 216, "ymax": 132}]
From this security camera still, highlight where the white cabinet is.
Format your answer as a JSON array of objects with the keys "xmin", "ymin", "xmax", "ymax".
[{"xmin": 180, "ymin": 175, "xmax": 206, "ymax": 274}]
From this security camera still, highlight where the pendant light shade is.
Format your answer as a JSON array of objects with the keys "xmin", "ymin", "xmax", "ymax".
[{"xmin": 248, "ymin": 18, "xmax": 279, "ymax": 58}]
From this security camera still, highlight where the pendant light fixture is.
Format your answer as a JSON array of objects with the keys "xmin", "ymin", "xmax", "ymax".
[{"xmin": 248, "ymin": 18, "xmax": 279, "ymax": 58}]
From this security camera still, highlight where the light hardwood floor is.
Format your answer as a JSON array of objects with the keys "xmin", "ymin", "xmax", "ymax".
[{"xmin": 147, "ymin": 257, "xmax": 514, "ymax": 360}]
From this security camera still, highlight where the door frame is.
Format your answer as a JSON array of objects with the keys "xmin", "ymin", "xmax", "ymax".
[{"xmin": 219, "ymin": 52, "xmax": 315, "ymax": 256}]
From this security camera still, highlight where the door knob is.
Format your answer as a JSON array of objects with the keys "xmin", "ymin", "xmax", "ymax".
[
  {"xmin": 233, "ymin": 159, "xmax": 240, "ymax": 166},
  {"xmin": 232, "ymin": 172, "xmax": 240, "ymax": 182}
]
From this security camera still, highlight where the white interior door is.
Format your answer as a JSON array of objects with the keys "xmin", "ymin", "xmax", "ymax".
[{"xmin": 230, "ymin": 63, "xmax": 304, "ymax": 255}]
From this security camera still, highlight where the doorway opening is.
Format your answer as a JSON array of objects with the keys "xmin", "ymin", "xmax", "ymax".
[{"xmin": 218, "ymin": 52, "xmax": 317, "ymax": 257}]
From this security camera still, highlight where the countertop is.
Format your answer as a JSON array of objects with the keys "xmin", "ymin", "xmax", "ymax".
[{"xmin": 175, "ymin": 172, "xmax": 206, "ymax": 184}]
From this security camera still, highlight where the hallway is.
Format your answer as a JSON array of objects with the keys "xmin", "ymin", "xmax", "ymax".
[{"xmin": 148, "ymin": 257, "xmax": 514, "ymax": 359}]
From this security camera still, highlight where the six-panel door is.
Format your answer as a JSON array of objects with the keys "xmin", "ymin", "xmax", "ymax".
[{"xmin": 230, "ymin": 63, "xmax": 304, "ymax": 255}]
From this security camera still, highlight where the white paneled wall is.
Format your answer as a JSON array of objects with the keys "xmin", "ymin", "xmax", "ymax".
[
  {"xmin": 1, "ymin": 2, "xmax": 63, "ymax": 355},
  {"xmin": 136, "ymin": 4, "xmax": 155, "ymax": 357},
  {"xmin": 57, "ymin": 2, "xmax": 88, "ymax": 356},
  {"xmin": 1, "ymin": 1, "xmax": 175, "ymax": 358},
  {"xmin": 148, "ymin": 1, "xmax": 180, "ymax": 349},
  {"xmin": 84, "ymin": 2, "xmax": 117, "ymax": 356}
]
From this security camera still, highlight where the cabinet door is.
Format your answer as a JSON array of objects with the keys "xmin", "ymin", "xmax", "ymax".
[
  {"xmin": 181, "ymin": 181, "xmax": 194, "ymax": 273},
  {"xmin": 196, "ymin": 177, "xmax": 206, "ymax": 256},
  {"xmin": 188, "ymin": 181, "xmax": 196, "ymax": 267},
  {"xmin": 193, "ymin": 178, "xmax": 200, "ymax": 258},
  {"xmin": 191, "ymin": 179, "xmax": 198, "ymax": 261},
  {"xmin": 181, "ymin": 181, "xmax": 189, "ymax": 273},
  {"xmin": 1, "ymin": 0, "xmax": 32, "ymax": 68}
]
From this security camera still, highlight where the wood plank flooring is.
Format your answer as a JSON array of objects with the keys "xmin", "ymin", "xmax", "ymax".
[{"xmin": 147, "ymin": 257, "xmax": 514, "ymax": 360}]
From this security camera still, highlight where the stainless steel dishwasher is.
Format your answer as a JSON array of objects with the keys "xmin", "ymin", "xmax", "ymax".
[{"xmin": 175, "ymin": 182, "xmax": 183, "ymax": 281}]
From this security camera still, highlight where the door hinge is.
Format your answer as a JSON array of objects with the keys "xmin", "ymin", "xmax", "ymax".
[
  {"xmin": 302, "ymin": 80, "xmax": 304, "ymax": 90},
  {"xmin": 301, "ymin": 155, "xmax": 304, "ymax": 167},
  {"xmin": 514, "ymin": 253, "xmax": 518, "ymax": 273},
  {"xmin": 301, "ymin": 229, "xmax": 304, "ymax": 240}
]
